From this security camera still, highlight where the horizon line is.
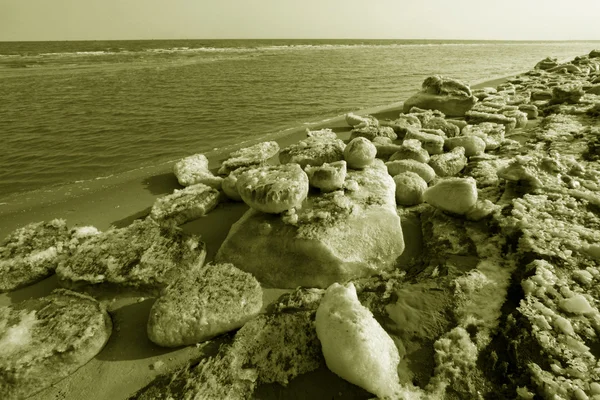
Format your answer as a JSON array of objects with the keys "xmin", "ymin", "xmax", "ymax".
[{"xmin": 2, "ymin": 38, "xmax": 600, "ymax": 44}]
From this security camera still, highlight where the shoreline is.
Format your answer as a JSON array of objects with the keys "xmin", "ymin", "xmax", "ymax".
[{"xmin": 0, "ymin": 74, "xmax": 509, "ymax": 240}]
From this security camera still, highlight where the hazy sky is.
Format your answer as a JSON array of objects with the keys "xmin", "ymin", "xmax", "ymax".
[{"xmin": 1, "ymin": 0, "xmax": 599, "ymax": 41}]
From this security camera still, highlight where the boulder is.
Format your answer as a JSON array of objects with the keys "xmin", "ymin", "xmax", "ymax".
[
  {"xmin": 374, "ymin": 142, "xmax": 404, "ymax": 161},
  {"xmin": 147, "ymin": 263, "xmax": 262, "ymax": 347},
  {"xmin": 403, "ymin": 75, "xmax": 478, "ymax": 117},
  {"xmin": 407, "ymin": 107, "xmax": 446, "ymax": 124},
  {"xmin": 216, "ymin": 160, "xmax": 405, "ymax": 289},
  {"xmin": 236, "ymin": 164, "xmax": 309, "ymax": 214},
  {"xmin": 423, "ymin": 117, "xmax": 460, "ymax": 137},
  {"xmin": 0, "ymin": 289, "xmax": 112, "ymax": 400},
  {"xmin": 386, "ymin": 159, "xmax": 436, "ymax": 182},
  {"xmin": 503, "ymin": 109, "xmax": 528, "ymax": 129},
  {"xmin": 344, "ymin": 137, "xmax": 377, "ymax": 169},
  {"xmin": 315, "ymin": 283, "xmax": 402, "ymax": 399},
  {"xmin": 428, "ymin": 146, "xmax": 468, "ymax": 177},
  {"xmin": 518, "ymin": 104, "xmax": 539, "ymax": 119},
  {"xmin": 423, "ymin": 177, "xmax": 478, "ymax": 215},
  {"xmin": 149, "ymin": 183, "xmax": 222, "ymax": 226},
  {"xmin": 305, "ymin": 161, "xmax": 347, "ymax": 192},
  {"xmin": 531, "ymin": 90, "xmax": 553, "ymax": 101},
  {"xmin": 550, "ymin": 84, "xmax": 585, "ymax": 104},
  {"xmin": 465, "ymin": 110, "xmax": 517, "ymax": 132},
  {"xmin": 446, "ymin": 119, "xmax": 468, "ymax": 130},
  {"xmin": 222, "ymin": 167, "xmax": 253, "ymax": 201},
  {"xmin": 389, "ymin": 139, "xmax": 430, "ymax": 163},
  {"xmin": 590, "ymin": 49, "xmax": 600, "ymax": 58},
  {"xmin": 535, "ymin": 56, "xmax": 559, "ymax": 70},
  {"xmin": 345, "ymin": 113, "xmax": 378, "ymax": 128},
  {"xmin": 218, "ymin": 141, "xmax": 280, "ymax": 175},
  {"xmin": 394, "ymin": 172, "xmax": 427, "ymax": 206},
  {"xmin": 56, "ymin": 219, "xmax": 206, "ymax": 293},
  {"xmin": 174, "ymin": 154, "xmax": 223, "ymax": 188},
  {"xmin": 404, "ymin": 128, "xmax": 445, "ymax": 155},
  {"xmin": 547, "ymin": 64, "xmax": 582, "ymax": 74},
  {"xmin": 445, "ymin": 135, "xmax": 486, "ymax": 157},
  {"xmin": 379, "ymin": 114, "xmax": 421, "ymax": 137},
  {"xmin": 472, "ymin": 87, "xmax": 497, "ymax": 100},
  {"xmin": 420, "ymin": 128, "xmax": 447, "ymax": 138},
  {"xmin": 305, "ymin": 128, "xmax": 336, "ymax": 140},
  {"xmin": 279, "ymin": 137, "xmax": 345, "ymax": 168},
  {"xmin": 0, "ymin": 219, "xmax": 70, "ymax": 292},
  {"xmin": 349, "ymin": 126, "xmax": 397, "ymax": 141},
  {"xmin": 462, "ymin": 122, "xmax": 505, "ymax": 150}
]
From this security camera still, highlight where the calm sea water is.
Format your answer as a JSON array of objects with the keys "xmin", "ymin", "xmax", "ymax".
[{"xmin": 0, "ymin": 39, "xmax": 598, "ymax": 201}]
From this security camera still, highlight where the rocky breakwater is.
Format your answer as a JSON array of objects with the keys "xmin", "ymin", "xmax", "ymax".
[{"xmin": 216, "ymin": 141, "xmax": 405, "ymax": 289}]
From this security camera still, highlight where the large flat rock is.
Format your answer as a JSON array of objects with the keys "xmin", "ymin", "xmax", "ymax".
[{"xmin": 215, "ymin": 160, "xmax": 404, "ymax": 289}]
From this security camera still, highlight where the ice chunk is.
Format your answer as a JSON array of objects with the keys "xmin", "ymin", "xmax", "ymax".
[{"xmin": 315, "ymin": 282, "xmax": 401, "ymax": 398}]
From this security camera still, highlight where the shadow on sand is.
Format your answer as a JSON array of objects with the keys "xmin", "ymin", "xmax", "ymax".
[
  {"xmin": 253, "ymin": 365, "xmax": 372, "ymax": 400},
  {"xmin": 4, "ymin": 274, "xmax": 60, "ymax": 304},
  {"xmin": 110, "ymin": 207, "xmax": 152, "ymax": 228},
  {"xmin": 142, "ymin": 173, "xmax": 182, "ymax": 196},
  {"xmin": 96, "ymin": 298, "xmax": 182, "ymax": 362}
]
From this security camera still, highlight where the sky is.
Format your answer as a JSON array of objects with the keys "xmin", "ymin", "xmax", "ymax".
[{"xmin": 1, "ymin": 0, "xmax": 599, "ymax": 41}]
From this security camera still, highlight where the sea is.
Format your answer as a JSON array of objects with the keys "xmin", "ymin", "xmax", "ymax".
[{"xmin": 1, "ymin": 39, "xmax": 599, "ymax": 203}]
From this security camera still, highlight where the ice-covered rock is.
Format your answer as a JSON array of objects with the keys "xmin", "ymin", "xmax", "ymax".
[
  {"xmin": 305, "ymin": 160, "xmax": 347, "ymax": 192},
  {"xmin": 0, "ymin": 220, "xmax": 71, "ymax": 292},
  {"xmin": 394, "ymin": 172, "xmax": 427, "ymax": 206},
  {"xmin": 386, "ymin": 159, "xmax": 436, "ymax": 182},
  {"xmin": 149, "ymin": 183, "xmax": 222, "ymax": 225},
  {"xmin": 236, "ymin": 164, "xmax": 309, "ymax": 214},
  {"xmin": 547, "ymin": 63, "xmax": 582, "ymax": 74},
  {"xmin": 535, "ymin": 56, "xmax": 559, "ymax": 70},
  {"xmin": 315, "ymin": 282, "xmax": 402, "ymax": 399},
  {"xmin": 279, "ymin": 137, "xmax": 345, "ymax": 168},
  {"xmin": 531, "ymin": 90, "xmax": 553, "ymax": 101},
  {"xmin": 349, "ymin": 126, "xmax": 397, "ymax": 141},
  {"xmin": 462, "ymin": 122, "xmax": 505, "ymax": 150},
  {"xmin": 221, "ymin": 167, "xmax": 253, "ymax": 201},
  {"xmin": 503, "ymin": 109, "xmax": 528, "ymax": 128},
  {"xmin": 56, "ymin": 219, "xmax": 206, "ymax": 292},
  {"xmin": 428, "ymin": 146, "xmax": 468, "ymax": 177},
  {"xmin": 389, "ymin": 139, "xmax": 430, "ymax": 163},
  {"xmin": 380, "ymin": 114, "xmax": 421, "ymax": 137},
  {"xmin": 465, "ymin": 110, "xmax": 517, "ymax": 132},
  {"xmin": 445, "ymin": 135, "xmax": 486, "ymax": 157},
  {"xmin": 550, "ymin": 84, "xmax": 585, "ymax": 105},
  {"xmin": 147, "ymin": 262, "xmax": 262, "ymax": 347},
  {"xmin": 518, "ymin": 104, "xmax": 539, "ymax": 119},
  {"xmin": 344, "ymin": 137, "xmax": 376, "ymax": 169},
  {"xmin": 0, "ymin": 289, "xmax": 112, "ymax": 400},
  {"xmin": 173, "ymin": 154, "xmax": 223, "ymax": 189},
  {"xmin": 404, "ymin": 128, "xmax": 445, "ymax": 155},
  {"xmin": 373, "ymin": 141, "xmax": 404, "ymax": 161},
  {"xmin": 472, "ymin": 87, "xmax": 498, "ymax": 100},
  {"xmin": 403, "ymin": 75, "xmax": 478, "ymax": 117},
  {"xmin": 218, "ymin": 141, "xmax": 280, "ymax": 175},
  {"xmin": 423, "ymin": 177, "xmax": 478, "ymax": 215},
  {"xmin": 216, "ymin": 160, "xmax": 404, "ymax": 288},
  {"xmin": 345, "ymin": 113, "xmax": 377, "ymax": 128},
  {"xmin": 423, "ymin": 117, "xmax": 460, "ymax": 137},
  {"xmin": 306, "ymin": 128, "xmax": 338, "ymax": 140}
]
